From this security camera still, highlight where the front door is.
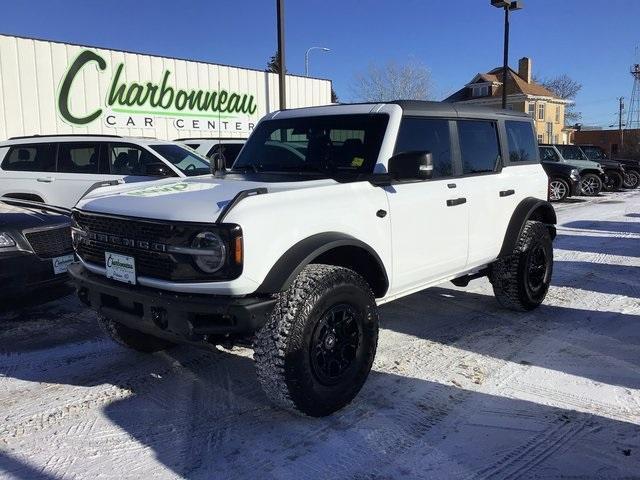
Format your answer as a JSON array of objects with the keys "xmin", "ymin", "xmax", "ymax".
[{"xmin": 385, "ymin": 117, "xmax": 468, "ymax": 294}]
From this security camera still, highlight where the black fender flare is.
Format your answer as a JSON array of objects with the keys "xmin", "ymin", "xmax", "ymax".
[
  {"xmin": 499, "ymin": 197, "xmax": 557, "ymax": 257},
  {"xmin": 255, "ymin": 232, "xmax": 389, "ymax": 295}
]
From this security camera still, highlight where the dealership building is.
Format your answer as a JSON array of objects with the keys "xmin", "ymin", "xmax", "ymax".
[{"xmin": 0, "ymin": 34, "xmax": 333, "ymax": 141}]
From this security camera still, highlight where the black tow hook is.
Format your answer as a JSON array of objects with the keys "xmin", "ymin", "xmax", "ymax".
[{"xmin": 150, "ymin": 307, "xmax": 168, "ymax": 330}]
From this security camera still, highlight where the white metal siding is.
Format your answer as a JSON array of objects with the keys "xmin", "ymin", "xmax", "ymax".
[{"xmin": 0, "ymin": 35, "xmax": 332, "ymax": 141}]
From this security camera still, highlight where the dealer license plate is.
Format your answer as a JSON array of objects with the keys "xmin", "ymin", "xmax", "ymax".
[
  {"xmin": 52, "ymin": 254, "xmax": 75, "ymax": 275},
  {"xmin": 105, "ymin": 252, "xmax": 136, "ymax": 285}
]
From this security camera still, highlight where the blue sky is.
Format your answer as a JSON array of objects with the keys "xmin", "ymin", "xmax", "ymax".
[{"xmin": 2, "ymin": 0, "xmax": 639, "ymax": 127}]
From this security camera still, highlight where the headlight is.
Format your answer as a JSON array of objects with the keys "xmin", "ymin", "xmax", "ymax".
[
  {"xmin": 570, "ymin": 169, "xmax": 579, "ymax": 180},
  {"xmin": 0, "ymin": 232, "xmax": 16, "ymax": 248},
  {"xmin": 191, "ymin": 231, "xmax": 226, "ymax": 273}
]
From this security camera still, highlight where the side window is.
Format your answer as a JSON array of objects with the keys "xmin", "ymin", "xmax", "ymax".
[
  {"xmin": 457, "ymin": 120, "xmax": 501, "ymax": 175},
  {"xmin": 109, "ymin": 144, "xmax": 163, "ymax": 176},
  {"xmin": 394, "ymin": 118, "xmax": 453, "ymax": 178},
  {"xmin": 539, "ymin": 147, "xmax": 559, "ymax": 162},
  {"xmin": 57, "ymin": 143, "xmax": 100, "ymax": 174},
  {"xmin": 505, "ymin": 120, "xmax": 538, "ymax": 163},
  {"xmin": 1, "ymin": 144, "xmax": 55, "ymax": 172}
]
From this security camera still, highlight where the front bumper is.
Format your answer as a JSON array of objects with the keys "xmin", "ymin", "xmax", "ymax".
[
  {"xmin": 68, "ymin": 263, "xmax": 277, "ymax": 343},
  {"xmin": 0, "ymin": 251, "xmax": 71, "ymax": 296}
]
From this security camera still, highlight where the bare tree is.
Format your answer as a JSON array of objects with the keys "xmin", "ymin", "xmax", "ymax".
[
  {"xmin": 537, "ymin": 74, "xmax": 582, "ymax": 125},
  {"xmin": 350, "ymin": 60, "xmax": 434, "ymax": 102}
]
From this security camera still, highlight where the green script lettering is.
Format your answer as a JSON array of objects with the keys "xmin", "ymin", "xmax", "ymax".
[{"xmin": 58, "ymin": 50, "xmax": 107, "ymax": 125}]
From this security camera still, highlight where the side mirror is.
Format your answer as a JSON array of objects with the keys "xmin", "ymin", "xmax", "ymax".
[{"xmin": 388, "ymin": 151, "xmax": 433, "ymax": 181}]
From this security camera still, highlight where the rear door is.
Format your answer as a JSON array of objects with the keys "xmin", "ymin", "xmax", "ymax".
[
  {"xmin": 452, "ymin": 119, "xmax": 506, "ymax": 266},
  {"xmin": 385, "ymin": 117, "xmax": 469, "ymax": 294},
  {"xmin": 50, "ymin": 142, "xmax": 121, "ymax": 208},
  {"xmin": 0, "ymin": 143, "xmax": 56, "ymax": 202}
]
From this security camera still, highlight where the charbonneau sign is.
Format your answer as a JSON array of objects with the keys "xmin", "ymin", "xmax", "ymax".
[{"xmin": 58, "ymin": 49, "xmax": 259, "ymax": 130}]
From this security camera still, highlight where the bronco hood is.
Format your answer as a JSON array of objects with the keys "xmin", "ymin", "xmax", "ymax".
[{"xmin": 74, "ymin": 175, "xmax": 334, "ymax": 223}]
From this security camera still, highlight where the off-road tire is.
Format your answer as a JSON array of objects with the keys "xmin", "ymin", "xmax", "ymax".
[
  {"xmin": 254, "ymin": 264, "xmax": 378, "ymax": 417},
  {"xmin": 548, "ymin": 177, "xmax": 570, "ymax": 202},
  {"xmin": 97, "ymin": 315, "xmax": 174, "ymax": 353},
  {"xmin": 623, "ymin": 170, "xmax": 640, "ymax": 189},
  {"xmin": 489, "ymin": 220, "xmax": 553, "ymax": 312},
  {"xmin": 604, "ymin": 171, "xmax": 623, "ymax": 191},
  {"xmin": 580, "ymin": 173, "xmax": 603, "ymax": 196}
]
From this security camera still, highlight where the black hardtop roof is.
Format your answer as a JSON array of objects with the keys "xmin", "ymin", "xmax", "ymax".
[{"xmin": 390, "ymin": 100, "xmax": 530, "ymax": 119}]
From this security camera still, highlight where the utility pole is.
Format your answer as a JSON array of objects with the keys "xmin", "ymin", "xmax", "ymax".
[
  {"xmin": 276, "ymin": 0, "xmax": 286, "ymax": 110},
  {"xmin": 618, "ymin": 96, "xmax": 625, "ymax": 149}
]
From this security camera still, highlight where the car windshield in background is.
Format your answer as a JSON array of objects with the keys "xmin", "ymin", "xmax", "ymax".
[
  {"xmin": 580, "ymin": 146, "xmax": 607, "ymax": 161},
  {"xmin": 149, "ymin": 144, "xmax": 210, "ymax": 176},
  {"xmin": 232, "ymin": 114, "xmax": 389, "ymax": 178},
  {"xmin": 557, "ymin": 145, "xmax": 588, "ymax": 161}
]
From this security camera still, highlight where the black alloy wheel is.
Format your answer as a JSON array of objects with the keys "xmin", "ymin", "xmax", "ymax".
[{"xmin": 310, "ymin": 303, "xmax": 362, "ymax": 386}]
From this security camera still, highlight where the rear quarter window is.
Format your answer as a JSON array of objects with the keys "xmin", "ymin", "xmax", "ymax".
[
  {"xmin": 505, "ymin": 121, "xmax": 538, "ymax": 163},
  {"xmin": 1, "ymin": 144, "xmax": 56, "ymax": 172}
]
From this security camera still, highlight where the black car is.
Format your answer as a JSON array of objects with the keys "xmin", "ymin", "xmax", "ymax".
[
  {"xmin": 0, "ymin": 198, "xmax": 74, "ymax": 297},
  {"xmin": 577, "ymin": 144, "xmax": 640, "ymax": 189},
  {"xmin": 541, "ymin": 161, "xmax": 581, "ymax": 202}
]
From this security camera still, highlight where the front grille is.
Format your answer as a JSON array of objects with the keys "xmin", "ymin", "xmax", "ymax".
[
  {"xmin": 25, "ymin": 225, "xmax": 73, "ymax": 258},
  {"xmin": 73, "ymin": 211, "xmax": 242, "ymax": 282}
]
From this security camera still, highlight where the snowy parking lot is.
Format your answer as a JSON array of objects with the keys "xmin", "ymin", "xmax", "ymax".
[{"xmin": 1, "ymin": 191, "xmax": 639, "ymax": 480}]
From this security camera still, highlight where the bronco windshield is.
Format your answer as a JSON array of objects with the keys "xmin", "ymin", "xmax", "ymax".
[{"xmin": 232, "ymin": 114, "xmax": 389, "ymax": 177}]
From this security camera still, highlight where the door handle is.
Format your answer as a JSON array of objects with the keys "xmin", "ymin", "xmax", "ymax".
[
  {"xmin": 447, "ymin": 183, "xmax": 457, "ymax": 189},
  {"xmin": 446, "ymin": 197, "xmax": 467, "ymax": 207},
  {"xmin": 499, "ymin": 189, "xmax": 515, "ymax": 197},
  {"xmin": 37, "ymin": 177, "xmax": 53, "ymax": 183}
]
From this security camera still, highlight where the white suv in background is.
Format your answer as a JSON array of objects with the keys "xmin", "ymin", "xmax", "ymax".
[
  {"xmin": 177, "ymin": 137, "xmax": 246, "ymax": 168},
  {"xmin": 0, "ymin": 135, "xmax": 212, "ymax": 208}
]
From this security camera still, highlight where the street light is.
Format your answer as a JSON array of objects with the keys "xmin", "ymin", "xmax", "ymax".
[
  {"xmin": 304, "ymin": 47, "xmax": 330, "ymax": 77},
  {"xmin": 491, "ymin": 0, "xmax": 524, "ymax": 109}
]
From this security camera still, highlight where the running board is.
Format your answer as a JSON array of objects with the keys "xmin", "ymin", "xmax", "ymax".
[{"xmin": 451, "ymin": 268, "xmax": 489, "ymax": 287}]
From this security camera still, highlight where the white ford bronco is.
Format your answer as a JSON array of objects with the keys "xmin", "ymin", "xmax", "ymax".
[{"xmin": 69, "ymin": 101, "xmax": 556, "ymax": 417}]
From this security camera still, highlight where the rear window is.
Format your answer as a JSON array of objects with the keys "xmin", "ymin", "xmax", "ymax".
[
  {"xmin": 505, "ymin": 121, "xmax": 538, "ymax": 163},
  {"xmin": 1, "ymin": 144, "xmax": 55, "ymax": 172},
  {"xmin": 458, "ymin": 120, "xmax": 501, "ymax": 174},
  {"xmin": 57, "ymin": 143, "xmax": 100, "ymax": 174}
]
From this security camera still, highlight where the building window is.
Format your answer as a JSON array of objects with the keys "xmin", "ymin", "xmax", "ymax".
[
  {"xmin": 528, "ymin": 103, "xmax": 535, "ymax": 117},
  {"xmin": 537, "ymin": 134, "xmax": 543, "ymax": 143},
  {"xmin": 472, "ymin": 85, "xmax": 488, "ymax": 97},
  {"xmin": 538, "ymin": 103, "xmax": 545, "ymax": 121},
  {"xmin": 555, "ymin": 106, "xmax": 560, "ymax": 123},
  {"xmin": 546, "ymin": 122, "xmax": 553, "ymax": 143},
  {"xmin": 553, "ymin": 134, "xmax": 559, "ymax": 144}
]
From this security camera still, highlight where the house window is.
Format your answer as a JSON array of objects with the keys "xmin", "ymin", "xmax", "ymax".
[
  {"xmin": 555, "ymin": 106, "xmax": 560, "ymax": 123},
  {"xmin": 537, "ymin": 134, "xmax": 544, "ymax": 143},
  {"xmin": 472, "ymin": 85, "xmax": 488, "ymax": 97},
  {"xmin": 528, "ymin": 103, "xmax": 535, "ymax": 117},
  {"xmin": 538, "ymin": 103, "xmax": 545, "ymax": 121},
  {"xmin": 553, "ymin": 134, "xmax": 559, "ymax": 144},
  {"xmin": 546, "ymin": 122, "xmax": 553, "ymax": 143}
]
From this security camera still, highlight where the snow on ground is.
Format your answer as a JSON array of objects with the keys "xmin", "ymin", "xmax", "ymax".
[{"xmin": 1, "ymin": 191, "xmax": 639, "ymax": 480}]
